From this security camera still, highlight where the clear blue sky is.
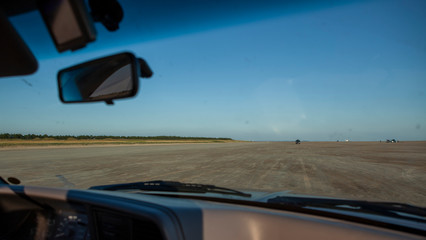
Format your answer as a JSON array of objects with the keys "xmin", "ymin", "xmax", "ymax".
[{"xmin": 0, "ymin": 0, "xmax": 425, "ymax": 141}]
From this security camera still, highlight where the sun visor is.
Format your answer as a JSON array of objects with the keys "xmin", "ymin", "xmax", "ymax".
[{"xmin": 0, "ymin": 10, "xmax": 38, "ymax": 77}]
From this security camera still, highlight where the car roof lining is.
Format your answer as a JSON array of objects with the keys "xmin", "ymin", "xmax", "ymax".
[{"xmin": 0, "ymin": 0, "xmax": 37, "ymax": 17}]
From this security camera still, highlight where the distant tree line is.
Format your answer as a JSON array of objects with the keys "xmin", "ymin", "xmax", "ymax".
[{"xmin": 0, "ymin": 133, "xmax": 232, "ymax": 141}]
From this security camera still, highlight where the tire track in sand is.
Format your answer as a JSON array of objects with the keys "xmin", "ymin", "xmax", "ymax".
[{"xmin": 297, "ymin": 158, "xmax": 312, "ymax": 191}]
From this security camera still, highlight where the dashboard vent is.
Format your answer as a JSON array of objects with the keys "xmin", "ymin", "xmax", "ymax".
[
  {"xmin": 133, "ymin": 220, "xmax": 164, "ymax": 240},
  {"xmin": 94, "ymin": 209, "xmax": 164, "ymax": 240}
]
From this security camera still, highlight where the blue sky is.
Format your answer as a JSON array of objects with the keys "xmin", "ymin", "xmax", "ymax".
[{"xmin": 0, "ymin": 0, "xmax": 425, "ymax": 141}]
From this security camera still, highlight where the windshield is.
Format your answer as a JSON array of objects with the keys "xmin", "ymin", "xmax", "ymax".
[{"xmin": 0, "ymin": 0, "xmax": 425, "ymax": 208}]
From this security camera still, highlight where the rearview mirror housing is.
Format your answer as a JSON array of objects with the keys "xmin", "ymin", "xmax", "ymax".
[{"xmin": 58, "ymin": 52, "xmax": 143, "ymax": 104}]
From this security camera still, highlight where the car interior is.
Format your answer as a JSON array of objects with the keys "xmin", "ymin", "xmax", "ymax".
[{"xmin": 0, "ymin": 0, "xmax": 425, "ymax": 239}]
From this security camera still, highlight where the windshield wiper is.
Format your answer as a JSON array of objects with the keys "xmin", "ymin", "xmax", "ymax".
[
  {"xmin": 267, "ymin": 196, "xmax": 426, "ymax": 223},
  {"xmin": 89, "ymin": 180, "xmax": 252, "ymax": 197}
]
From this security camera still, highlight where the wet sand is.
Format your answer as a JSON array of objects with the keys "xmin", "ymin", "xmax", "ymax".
[{"xmin": 0, "ymin": 141, "xmax": 425, "ymax": 206}]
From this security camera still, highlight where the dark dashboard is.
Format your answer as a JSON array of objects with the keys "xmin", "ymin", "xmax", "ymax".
[
  {"xmin": 0, "ymin": 201, "xmax": 163, "ymax": 240},
  {"xmin": 0, "ymin": 186, "xmax": 170, "ymax": 240},
  {"xmin": 2, "ymin": 208, "xmax": 90, "ymax": 240}
]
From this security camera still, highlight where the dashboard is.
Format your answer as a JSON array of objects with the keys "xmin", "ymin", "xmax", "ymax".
[
  {"xmin": 1, "ymin": 208, "xmax": 90, "ymax": 240},
  {"xmin": 0, "ymin": 185, "xmax": 423, "ymax": 240},
  {"xmin": 0, "ymin": 186, "xmax": 169, "ymax": 240},
  {"xmin": 0, "ymin": 207, "xmax": 164, "ymax": 240}
]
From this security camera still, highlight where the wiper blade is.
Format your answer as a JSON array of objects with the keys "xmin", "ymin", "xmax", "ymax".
[
  {"xmin": 89, "ymin": 180, "xmax": 251, "ymax": 197},
  {"xmin": 267, "ymin": 196, "xmax": 426, "ymax": 222}
]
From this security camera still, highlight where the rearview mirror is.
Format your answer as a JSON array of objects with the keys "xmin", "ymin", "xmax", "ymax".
[{"xmin": 58, "ymin": 52, "xmax": 151, "ymax": 104}]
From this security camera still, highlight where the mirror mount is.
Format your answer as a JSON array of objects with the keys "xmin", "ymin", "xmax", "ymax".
[
  {"xmin": 138, "ymin": 58, "xmax": 153, "ymax": 78},
  {"xmin": 105, "ymin": 100, "xmax": 114, "ymax": 105},
  {"xmin": 88, "ymin": 0, "xmax": 123, "ymax": 31}
]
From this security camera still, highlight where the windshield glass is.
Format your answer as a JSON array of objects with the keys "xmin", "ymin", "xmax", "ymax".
[{"xmin": 1, "ymin": 0, "xmax": 425, "ymax": 207}]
